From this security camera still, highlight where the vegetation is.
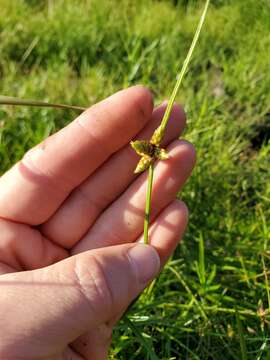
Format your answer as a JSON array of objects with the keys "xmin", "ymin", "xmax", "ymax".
[{"xmin": 0, "ymin": 0, "xmax": 269, "ymax": 358}]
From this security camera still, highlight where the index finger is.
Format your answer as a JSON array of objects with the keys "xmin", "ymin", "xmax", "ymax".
[{"xmin": 0, "ymin": 86, "xmax": 153, "ymax": 224}]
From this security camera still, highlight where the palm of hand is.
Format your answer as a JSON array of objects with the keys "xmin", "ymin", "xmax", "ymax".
[{"xmin": 0, "ymin": 87, "xmax": 195, "ymax": 359}]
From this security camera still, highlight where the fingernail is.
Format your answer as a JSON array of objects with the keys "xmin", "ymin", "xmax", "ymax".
[{"xmin": 128, "ymin": 245, "xmax": 160, "ymax": 284}]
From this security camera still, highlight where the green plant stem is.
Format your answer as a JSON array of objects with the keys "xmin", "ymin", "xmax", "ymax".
[
  {"xmin": 235, "ymin": 309, "xmax": 248, "ymax": 360},
  {"xmin": 262, "ymin": 255, "xmax": 270, "ymax": 311},
  {"xmin": 144, "ymin": 163, "xmax": 154, "ymax": 244},
  {"xmin": 0, "ymin": 96, "xmax": 86, "ymax": 112},
  {"xmin": 143, "ymin": 0, "xmax": 210, "ymax": 244},
  {"xmin": 158, "ymin": 0, "xmax": 210, "ymax": 137}
]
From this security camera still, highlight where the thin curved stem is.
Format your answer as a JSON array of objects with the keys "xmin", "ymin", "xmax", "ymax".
[{"xmin": 0, "ymin": 96, "xmax": 86, "ymax": 112}]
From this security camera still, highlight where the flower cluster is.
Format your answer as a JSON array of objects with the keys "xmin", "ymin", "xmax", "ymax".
[{"xmin": 131, "ymin": 125, "xmax": 169, "ymax": 173}]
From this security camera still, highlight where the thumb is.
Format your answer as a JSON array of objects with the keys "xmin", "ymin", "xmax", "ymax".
[{"xmin": 0, "ymin": 243, "xmax": 160, "ymax": 358}]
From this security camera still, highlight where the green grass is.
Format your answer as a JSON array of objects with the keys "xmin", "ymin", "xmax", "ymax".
[{"xmin": 0, "ymin": 0, "xmax": 270, "ymax": 358}]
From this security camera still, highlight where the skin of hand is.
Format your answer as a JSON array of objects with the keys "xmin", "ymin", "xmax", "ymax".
[{"xmin": 0, "ymin": 86, "xmax": 196, "ymax": 360}]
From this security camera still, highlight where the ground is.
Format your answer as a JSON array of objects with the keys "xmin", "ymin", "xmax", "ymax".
[{"xmin": 0, "ymin": 0, "xmax": 269, "ymax": 359}]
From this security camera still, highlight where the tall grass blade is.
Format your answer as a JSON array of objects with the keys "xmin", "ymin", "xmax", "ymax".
[
  {"xmin": 235, "ymin": 309, "xmax": 248, "ymax": 360},
  {"xmin": 198, "ymin": 232, "xmax": 206, "ymax": 286},
  {"xmin": 262, "ymin": 255, "xmax": 270, "ymax": 311},
  {"xmin": 123, "ymin": 317, "xmax": 159, "ymax": 360}
]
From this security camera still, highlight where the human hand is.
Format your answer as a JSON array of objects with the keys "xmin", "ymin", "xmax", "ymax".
[{"xmin": 0, "ymin": 86, "xmax": 195, "ymax": 359}]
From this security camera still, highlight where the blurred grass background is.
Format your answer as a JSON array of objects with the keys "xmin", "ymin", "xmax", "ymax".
[{"xmin": 0, "ymin": 0, "xmax": 269, "ymax": 358}]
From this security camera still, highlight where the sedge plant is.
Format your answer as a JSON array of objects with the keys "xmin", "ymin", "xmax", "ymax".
[
  {"xmin": 130, "ymin": 0, "xmax": 210, "ymax": 244},
  {"xmin": 122, "ymin": 0, "xmax": 210, "ymax": 325}
]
